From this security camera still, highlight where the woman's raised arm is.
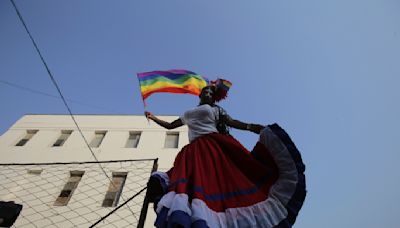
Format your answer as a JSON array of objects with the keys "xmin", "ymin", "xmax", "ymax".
[
  {"xmin": 145, "ymin": 111, "xmax": 183, "ymax": 129},
  {"xmin": 226, "ymin": 118, "xmax": 264, "ymax": 134}
]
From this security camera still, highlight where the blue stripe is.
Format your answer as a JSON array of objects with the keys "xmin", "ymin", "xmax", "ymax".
[
  {"xmin": 169, "ymin": 178, "xmax": 188, "ymax": 188},
  {"xmin": 154, "ymin": 207, "xmax": 169, "ymax": 227},
  {"xmin": 138, "ymin": 72, "xmax": 206, "ymax": 82},
  {"xmin": 169, "ymin": 210, "xmax": 191, "ymax": 228},
  {"xmin": 192, "ymin": 220, "xmax": 209, "ymax": 228},
  {"xmin": 168, "ymin": 175, "xmax": 271, "ymax": 202},
  {"xmin": 154, "ymin": 207, "xmax": 209, "ymax": 228}
]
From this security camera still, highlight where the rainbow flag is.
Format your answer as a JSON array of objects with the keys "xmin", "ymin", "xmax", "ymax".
[
  {"xmin": 137, "ymin": 69, "xmax": 209, "ymax": 101},
  {"xmin": 213, "ymin": 78, "xmax": 232, "ymax": 91}
]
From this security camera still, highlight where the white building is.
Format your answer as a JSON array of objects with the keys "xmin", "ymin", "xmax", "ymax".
[{"xmin": 0, "ymin": 114, "xmax": 188, "ymax": 228}]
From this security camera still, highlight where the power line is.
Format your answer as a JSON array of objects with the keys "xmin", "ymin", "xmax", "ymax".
[
  {"xmin": 9, "ymin": 0, "xmax": 107, "ymax": 175},
  {"xmin": 9, "ymin": 0, "xmax": 138, "ymax": 218},
  {"xmin": 89, "ymin": 186, "xmax": 148, "ymax": 228},
  {"xmin": 0, "ymin": 79, "xmax": 114, "ymax": 112}
]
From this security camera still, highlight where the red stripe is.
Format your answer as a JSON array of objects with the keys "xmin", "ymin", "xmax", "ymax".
[
  {"xmin": 142, "ymin": 86, "xmax": 202, "ymax": 99},
  {"xmin": 167, "ymin": 133, "xmax": 279, "ymax": 212}
]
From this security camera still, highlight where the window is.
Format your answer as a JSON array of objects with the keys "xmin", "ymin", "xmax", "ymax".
[
  {"xmin": 89, "ymin": 131, "xmax": 106, "ymax": 148},
  {"xmin": 54, "ymin": 171, "xmax": 84, "ymax": 206},
  {"xmin": 27, "ymin": 169, "xmax": 43, "ymax": 175},
  {"xmin": 164, "ymin": 132, "xmax": 179, "ymax": 148},
  {"xmin": 102, "ymin": 172, "xmax": 127, "ymax": 207},
  {"xmin": 15, "ymin": 130, "xmax": 38, "ymax": 146},
  {"xmin": 53, "ymin": 130, "xmax": 73, "ymax": 147},
  {"xmin": 125, "ymin": 131, "xmax": 141, "ymax": 148}
]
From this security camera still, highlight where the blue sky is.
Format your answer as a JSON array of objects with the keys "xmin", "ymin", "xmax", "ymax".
[{"xmin": 1, "ymin": 0, "xmax": 399, "ymax": 227}]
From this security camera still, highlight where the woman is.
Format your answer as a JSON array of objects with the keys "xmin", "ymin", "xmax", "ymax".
[{"xmin": 145, "ymin": 84, "xmax": 306, "ymax": 228}]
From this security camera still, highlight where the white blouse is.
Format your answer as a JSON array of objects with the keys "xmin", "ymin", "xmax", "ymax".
[{"xmin": 180, "ymin": 104, "xmax": 226, "ymax": 142}]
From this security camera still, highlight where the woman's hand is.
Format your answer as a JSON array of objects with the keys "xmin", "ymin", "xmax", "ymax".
[
  {"xmin": 144, "ymin": 111, "xmax": 183, "ymax": 129},
  {"xmin": 144, "ymin": 111, "xmax": 155, "ymax": 120}
]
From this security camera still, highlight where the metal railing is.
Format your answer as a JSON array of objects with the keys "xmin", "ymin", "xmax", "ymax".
[{"xmin": 0, "ymin": 159, "xmax": 158, "ymax": 228}]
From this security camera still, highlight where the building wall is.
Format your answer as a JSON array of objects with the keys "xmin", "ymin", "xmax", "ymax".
[
  {"xmin": 0, "ymin": 114, "xmax": 188, "ymax": 227},
  {"xmin": 0, "ymin": 114, "xmax": 188, "ymax": 170}
]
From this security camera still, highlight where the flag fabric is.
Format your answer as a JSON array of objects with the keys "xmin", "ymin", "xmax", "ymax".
[
  {"xmin": 209, "ymin": 78, "xmax": 232, "ymax": 102},
  {"xmin": 137, "ymin": 69, "xmax": 209, "ymax": 101},
  {"xmin": 212, "ymin": 78, "xmax": 232, "ymax": 93}
]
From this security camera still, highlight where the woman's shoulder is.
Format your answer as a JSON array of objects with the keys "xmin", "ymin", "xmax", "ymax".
[
  {"xmin": 184, "ymin": 104, "xmax": 228, "ymax": 116},
  {"xmin": 184, "ymin": 104, "xmax": 213, "ymax": 115},
  {"xmin": 194, "ymin": 104, "xmax": 217, "ymax": 111},
  {"xmin": 213, "ymin": 104, "xmax": 228, "ymax": 114}
]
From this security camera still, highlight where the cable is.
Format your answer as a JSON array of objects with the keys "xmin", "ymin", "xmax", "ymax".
[
  {"xmin": 89, "ymin": 186, "xmax": 148, "ymax": 228},
  {"xmin": 0, "ymin": 79, "xmax": 114, "ymax": 112},
  {"xmin": 9, "ymin": 0, "xmax": 138, "ymax": 219}
]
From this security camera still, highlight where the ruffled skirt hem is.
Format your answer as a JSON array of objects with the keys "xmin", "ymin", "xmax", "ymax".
[{"xmin": 151, "ymin": 123, "xmax": 306, "ymax": 228}]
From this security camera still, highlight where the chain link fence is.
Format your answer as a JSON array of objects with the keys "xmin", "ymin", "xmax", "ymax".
[{"xmin": 0, "ymin": 159, "xmax": 157, "ymax": 228}]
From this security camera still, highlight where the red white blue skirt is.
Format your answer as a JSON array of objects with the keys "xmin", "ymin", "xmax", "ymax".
[{"xmin": 150, "ymin": 124, "xmax": 306, "ymax": 228}]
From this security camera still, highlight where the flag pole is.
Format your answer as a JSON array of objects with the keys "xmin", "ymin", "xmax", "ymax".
[{"xmin": 136, "ymin": 73, "xmax": 150, "ymax": 124}]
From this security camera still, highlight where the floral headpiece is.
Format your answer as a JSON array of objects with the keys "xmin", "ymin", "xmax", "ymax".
[{"xmin": 209, "ymin": 78, "xmax": 232, "ymax": 102}]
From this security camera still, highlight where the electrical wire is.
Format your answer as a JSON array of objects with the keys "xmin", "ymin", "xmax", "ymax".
[
  {"xmin": 0, "ymin": 79, "xmax": 114, "ymax": 112},
  {"xmin": 9, "ymin": 0, "xmax": 138, "ymax": 218}
]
